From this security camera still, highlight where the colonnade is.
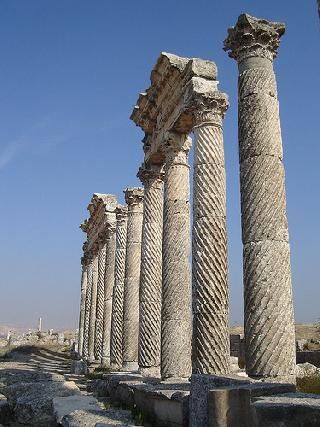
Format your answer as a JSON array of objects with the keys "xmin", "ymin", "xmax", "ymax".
[{"xmin": 77, "ymin": 14, "xmax": 296, "ymax": 384}]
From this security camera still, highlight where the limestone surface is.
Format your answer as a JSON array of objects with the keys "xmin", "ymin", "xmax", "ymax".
[
  {"xmin": 110, "ymin": 205, "xmax": 128, "ymax": 369},
  {"xmin": 192, "ymin": 86, "xmax": 230, "ymax": 375},
  {"xmin": 138, "ymin": 164, "xmax": 164, "ymax": 376},
  {"xmin": 224, "ymin": 14, "xmax": 296, "ymax": 382},
  {"xmin": 122, "ymin": 188, "xmax": 144, "ymax": 371},
  {"xmin": 161, "ymin": 132, "xmax": 192, "ymax": 379}
]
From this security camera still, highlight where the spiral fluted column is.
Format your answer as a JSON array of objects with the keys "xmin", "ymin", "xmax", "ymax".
[
  {"xmin": 110, "ymin": 205, "xmax": 128, "ymax": 369},
  {"xmin": 192, "ymin": 92, "xmax": 230, "ymax": 375},
  {"xmin": 224, "ymin": 14, "xmax": 296, "ymax": 382},
  {"xmin": 78, "ymin": 256, "xmax": 88, "ymax": 357},
  {"xmin": 88, "ymin": 252, "xmax": 99, "ymax": 362},
  {"xmin": 122, "ymin": 188, "xmax": 144, "ymax": 371},
  {"xmin": 94, "ymin": 239, "xmax": 106, "ymax": 360},
  {"xmin": 138, "ymin": 164, "xmax": 164, "ymax": 377},
  {"xmin": 102, "ymin": 222, "xmax": 117, "ymax": 366},
  {"xmin": 161, "ymin": 132, "xmax": 192, "ymax": 380},
  {"xmin": 82, "ymin": 257, "xmax": 93, "ymax": 359}
]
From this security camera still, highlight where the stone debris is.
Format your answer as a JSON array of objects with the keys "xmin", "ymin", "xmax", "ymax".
[{"xmin": 296, "ymin": 363, "xmax": 320, "ymax": 378}]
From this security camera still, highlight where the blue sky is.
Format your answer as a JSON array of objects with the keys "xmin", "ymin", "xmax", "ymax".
[{"xmin": 0, "ymin": 1, "xmax": 319, "ymax": 330}]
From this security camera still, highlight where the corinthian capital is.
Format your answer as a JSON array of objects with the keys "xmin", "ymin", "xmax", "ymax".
[
  {"xmin": 137, "ymin": 163, "xmax": 165, "ymax": 185},
  {"xmin": 124, "ymin": 187, "xmax": 144, "ymax": 206},
  {"xmin": 116, "ymin": 204, "xmax": 128, "ymax": 224},
  {"xmin": 192, "ymin": 92, "xmax": 229, "ymax": 128},
  {"xmin": 162, "ymin": 132, "xmax": 192, "ymax": 166},
  {"xmin": 224, "ymin": 14, "xmax": 285, "ymax": 63}
]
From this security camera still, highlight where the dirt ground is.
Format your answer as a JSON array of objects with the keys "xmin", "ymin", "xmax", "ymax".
[{"xmin": 230, "ymin": 323, "xmax": 320, "ymax": 341}]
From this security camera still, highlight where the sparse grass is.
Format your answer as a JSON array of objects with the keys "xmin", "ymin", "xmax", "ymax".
[
  {"xmin": 297, "ymin": 375, "xmax": 320, "ymax": 394},
  {"xmin": 132, "ymin": 404, "xmax": 145, "ymax": 426}
]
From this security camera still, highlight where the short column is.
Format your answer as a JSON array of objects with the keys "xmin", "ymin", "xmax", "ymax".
[
  {"xmin": 94, "ymin": 237, "xmax": 106, "ymax": 360},
  {"xmin": 110, "ymin": 205, "xmax": 128, "ymax": 369},
  {"xmin": 192, "ymin": 91, "xmax": 230, "ymax": 374},
  {"xmin": 88, "ymin": 252, "xmax": 99, "ymax": 362},
  {"xmin": 78, "ymin": 256, "xmax": 88, "ymax": 357},
  {"xmin": 138, "ymin": 164, "xmax": 164, "ymax": 377},
  {"xmin": 102, "ymin": 222, "xmax": 117, "ymax": 366},
  {"xmin": 161, "ymin": 132, "xmax": 192, "ymax": 379},
  {"xmin": 224, "ymin": 14, "xmax": 296, "ymax": 382},
  {"xmin": 122, "ymin": 188, "xmax": 144, "ymax": 371}
]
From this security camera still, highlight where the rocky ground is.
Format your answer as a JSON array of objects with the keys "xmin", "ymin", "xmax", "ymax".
[
  {"xmin": 231, "ymin": 323, "xmax": 320, "ymax": 350},
  {"xmin": 0, "ymin": 345, "xmax": 135, "ymax": 426}
]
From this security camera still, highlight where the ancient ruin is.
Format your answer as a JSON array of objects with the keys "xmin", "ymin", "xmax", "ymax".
[
  {"xmin": 224, "ymin": 14, "xmax": 296, "ymax": 383},
  {"xmin": 72, "ymin": 13, "xmax": 316, "ymax": 427}
]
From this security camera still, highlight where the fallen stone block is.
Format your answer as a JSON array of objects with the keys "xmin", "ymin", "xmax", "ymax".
[
  {"xmin": 53, "ymin": 395, "xmax": 102, "ymax": 423},
  {"xmin": 296, "ymin": 362, "xmax": 320, "ymax": 378},
  {"xmin": 5, "ymin": 380, "xmax": 81, "ymax": 426},
  {"xmin": 207, "ymin": 382, "xmax": 296, "ymax": 427},
  {"xmin": 252, "ymin": 393, "xmax": 320, "ymax": 426},
  {"xmin": 61, "ymin": 407, "xmax": 134, "ymax": 426}
]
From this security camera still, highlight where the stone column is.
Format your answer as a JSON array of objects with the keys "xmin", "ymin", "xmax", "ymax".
[
  {"xmin": 88, "ymin": 251, "xmax": 99, "ymax": 362},
  {"xmin": 78, "ymin": 256, "xmax": 88, "ymax": 356},
  {"xmin": 102, "ymin": 222, "xmax": 117, "ymax": 366},
  {"xmin": 161, "ymin": 132, "xmax": 192, "ymax": 379},
  {"xmin": 224, "ymin": 14, "xmax": 296, "ymax": 382},
  {"xmin": 82, "ymin": 256, "xmax": 93, "ymax": 359},
  {"xmin": 192, "ymin": 92, "xmax": 230, "ymax": 375},
  {"xmin": 110, "ymin": 206, "xmax": 128, "ymax": 369},
  {"xmin": 94, "ymin": 237, "xmax": 106, "ymax": 360},
  {"xmin": 138, "ymin": 164, "xmax": 164, "ymax": 377},
  {"xmin": 122, "ymin": 188, "xmax": 144, "ymax": 371}
]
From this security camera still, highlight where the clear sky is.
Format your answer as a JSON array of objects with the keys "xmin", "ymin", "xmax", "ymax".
[{"xmin": 0, "ymin": 1, "xmax": 319, "ymax": 330}]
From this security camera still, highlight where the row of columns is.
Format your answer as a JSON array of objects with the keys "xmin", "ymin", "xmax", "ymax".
[{"xmin": 78, "ymin": 13, "xmax": 296, "ymax": 384}]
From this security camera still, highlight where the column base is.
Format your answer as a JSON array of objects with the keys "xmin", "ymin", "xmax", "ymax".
[
  {"xmin": 122, "ymin": 361, "xmax": 139, "ymax": 372},
  {"xmin": 110, "ymin": 362, "xmax": 122, "ymax": 371},
  {"xmin": 101, "ymin": 357, "xmax": 111, "ymax": 369},
  {"xmin": 139, "ymin": 366, "xmax": 161, "ymax": 378}
]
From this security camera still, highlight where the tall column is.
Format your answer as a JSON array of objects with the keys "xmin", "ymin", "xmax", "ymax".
[
  {"xmin": 88, "ymin": 251, "xmax": 99, "ymax": 362},
  {"xmin": 122, "ymin": 188, "xmax": 144, "ymax": 371},
  {"xmin": 138, "ymin": 164, "xmax": 164, "ymax": 377},
  {"xmin": 82, "ymin": 256, "xmax": 93, "ymax": 359},
  {"xmin": 78, "ymin": 256, "xmax": 88, "ymax": 356},
  {"xmin": 224, "ymin": 14, "xmax": 296, "ymax": 382},
  {"xmin": 102, "ymin": 222, "xmax": 117, "ymax": 366},
  {"xmin": 94, "ymin": 238, "xmax": 106, "ymax": 360},
  {"xmin": 192, "ymin": 92, "xmax": 230, "ymax": 375},
  {"xmin": 110, "ymin": 206, "xmax": 128, "ymax": 369},
  {"xmin": 161, "ymin": 132, "xmax": 192, "ymax": 379}
]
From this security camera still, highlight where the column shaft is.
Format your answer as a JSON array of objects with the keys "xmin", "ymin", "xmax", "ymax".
[
  {"xmin": 94, "ymin": 242, "xmax": 106, "ymax": 360},
  {"xmin": 78, "ymin": 261, "xmax": 88, "ymax": 356},
  {"xmin": 82, "ymin": 259, "xmax": 93, "ymax": 359},
  {"xmin": 88, "ymin": 254, "xmax": 98, "ymax": 362},
  {"xmin": 138, "ymin": 166, "xmax": 164, "ymax": 377},
  {"xmin": 192, "ymin": 95, "xmax": 230, "ymax": 375},
  {"xmin": 110, "ymin": 206, "xmax": 128, "ymax": 369},
  {"xmin": 161, "ymin": 133, "xmax": 192, "ymax": 379},
  {"xmin": 224, "ymin": 14, "xmax": 296, "ymax": 382},
  {"xmin": 122, "ymin": 188, "xmax": 144, "ymax": 371},
  {"xmin": 102, "ymin": 225, "xmax": 117, "ymax": 366}
]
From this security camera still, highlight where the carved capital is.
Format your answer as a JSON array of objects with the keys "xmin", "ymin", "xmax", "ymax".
[
  {"xmin": 163, "ymin": 132, "xmax": 191, "ymax": 166},
  {"xmin": 224, "ymin": 14, "xmax": 285, "ymax": 63},
  {"xmin": 116, "ymin": 204, "xmax": 128, "ymax": 225},
  {"xmin": 192, "ymin": 92, "xmax": 229, "ymax": 128},
  {"xmin": 124, "ymin": 187, "xmax": 144, "ymax": 206},
  {"xmin": 137, "ymin": 163, "xmax": 165, "ymax": 185}
]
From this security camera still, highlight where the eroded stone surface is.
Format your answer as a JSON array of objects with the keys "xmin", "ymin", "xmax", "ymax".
[{"xmin": 224, "ymin": 14, "xmax": 296, "ymax": 382}]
